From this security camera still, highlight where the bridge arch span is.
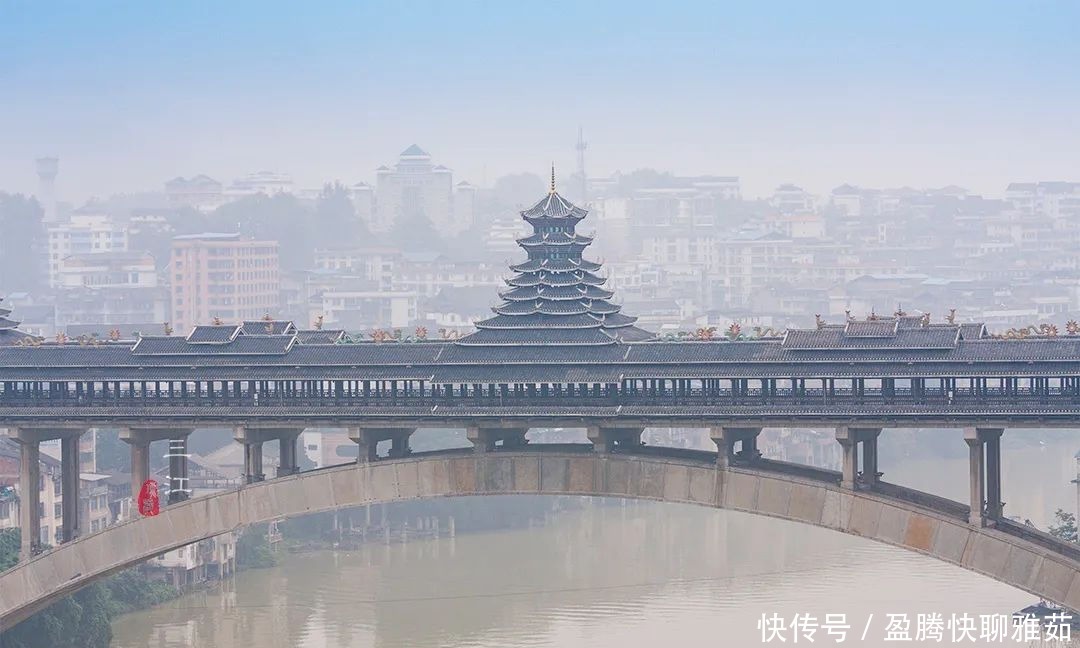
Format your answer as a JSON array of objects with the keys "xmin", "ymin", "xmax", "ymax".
[{"xmin": 3, "ymin": 450, "xmax": 1079, "ymax": 628}]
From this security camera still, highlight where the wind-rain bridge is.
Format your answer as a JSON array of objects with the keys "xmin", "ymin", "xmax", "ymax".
[{"xmin": 4, "ymin": 187, "xmax": 1080, "ymax": 626}]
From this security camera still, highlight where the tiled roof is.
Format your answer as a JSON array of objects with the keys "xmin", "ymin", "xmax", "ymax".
[
  {"xmin": 132, "ymin": 335, "xmax": 295, "ymax": 355},
  {"xmin": 295, "ymin": 329, "xmax": 345, "ymax": 344},
  {"xmin": 783, "ymin": 326, "xmax": 958, "ymax": 350},
  {"xmin": 240, "ymin": 320, "xmax": 296, "ymax": 336},
  {"xmin": 843, "ymin": 321, "xmax": 897, "ymax": 337},
  {"xmin": 455, "ymin": 187, "xmax": 648, "ymax": 347},
  {"xmin": 456, "ymin": 328, "xmax": 617, "ymax": 346},
  {"xmin": 520, "ymin": 191, "xmax": 588, "ymax": 221},
  {"xmin": 7, "ymin": 334, "xmax": 1080, "ymax": 383},
  {"xmin": 186, "ymin": 325, "xmax": 241, "ymax": 343}
]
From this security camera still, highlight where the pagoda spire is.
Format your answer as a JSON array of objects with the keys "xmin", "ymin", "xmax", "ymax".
[{"xmin": 454, "ymin": 185, "xmax": 653, "ymax": 347}]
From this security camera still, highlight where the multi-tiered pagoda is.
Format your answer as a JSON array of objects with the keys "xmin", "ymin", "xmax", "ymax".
[
  {"xmin": 457, "ymin": 177, "xmax": 652, "ymax": 346},
  {"xmin": 0, "ymin": 297, "xmax": 34, "ymax": 346}
]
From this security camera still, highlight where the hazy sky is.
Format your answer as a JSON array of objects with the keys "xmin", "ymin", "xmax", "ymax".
[{"xmin": 2, "ymin": 1, "xmax": 1079, "ymax": 202}]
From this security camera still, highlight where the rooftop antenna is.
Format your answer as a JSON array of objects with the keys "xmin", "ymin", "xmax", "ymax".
[{"xmin": 550, "ymin": 163, "xmax": 556, "ymax": 194}]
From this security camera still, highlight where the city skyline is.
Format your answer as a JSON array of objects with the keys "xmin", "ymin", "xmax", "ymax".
[{"xmin": 3, "ymin": 1, "xmax": 1080, "ymax": 201}]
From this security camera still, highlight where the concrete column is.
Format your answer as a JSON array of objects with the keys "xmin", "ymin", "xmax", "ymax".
[
  {"xmin": 245, "ymin": 440, "xmax": 264, "ymax": 484},
  {"xmin": 499, "ymin": 429, "xmax": 529, "ymax": 448},
  {"xmin": 859, "ymin": 429, "xmax": 882, "ymax": 487},
  {"xmin": 586, "ymin": 427, "xmax": 643, "ymax": 453},
  {"xmin": 167, "ymin": 435, "xmax": 190, "ymax": 503},
  {"xmin": 18, "ymin": 437, "xmax": 41, "ymax": 559},
  {"xmin": 120, "ymin": 427, "xmax": 171, "ymax": 503},
  {"xmin": 964, "ymin": 428, "xmax": 986, "ymax": 526},
  {"xmin": 736, "ymin": 428, "xmax": 761, "ymax": 460},
  {"xmin": 389, "ymin": 433, "xmax": 410, "ymax": 459},
  {"xmin": 277, "ymin": 432, "xmax": 300, "ymax": 477},
  {"xmin": 586, "ymin": 426, "xmax": 612, "ymax": 452},
  {"xmin": 466, "ymin": 427, "xmax": 495, "ymax": 453},
  {"xmin": 836, "ymin": 427, "xmax": 859, "ymax": 490},
  {"xmin": 711, "ymin": 427, "xmax": 762, "ymax": 466},
  {"xmin": 60, "ymin": 434, "xmax": 81, "ymax": 542},
  {"xmin": 129, "ymin": 438, "xmax": 150, "ymax": 500},
  {"xmin": 984, "ymin": 429, "xmax": 1004, "ymax": 519},
  {"xmin": 234, "ymin": 426, "xmax": 266, "ymax": 483},
  {"xmin": 709, "ymin": 427, "xmax": 737, "ymax": 468},
  {"xmin": 348, "ymin": 427, "xmax": 378, "ymax": 463}
]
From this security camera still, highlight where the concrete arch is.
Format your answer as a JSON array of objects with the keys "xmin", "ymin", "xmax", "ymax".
[{"xmin": 3, "ymin": 450, "xmax": 1079, "ymax": 628}]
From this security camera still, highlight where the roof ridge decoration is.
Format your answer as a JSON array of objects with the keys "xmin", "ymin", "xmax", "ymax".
[{"xmin": 456, "ymin": 179, "xmax": 653, "ymax": 347}]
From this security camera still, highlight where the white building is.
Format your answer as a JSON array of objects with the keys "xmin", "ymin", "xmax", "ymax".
[
  {"xmin": 311, "ymin": 290, "xmax": 418, "ymax": 330},
  {"xmin": 312, "ymin": 247, "xmax": 400, "ymax": 291},
  {"xmin": 1006, "ymin": 181, "xmax": 1080, "ymax": 221},
  {"xmin": 56, "ymin": 250, "xmax": 157, "ymax": 289},
  {"xmin": 47, "ymin": 209, "xmax": 129, "ymax": 288},
  {"xmin": 164, "ymin": 175, "xmax": 225, "ymax": 211},
  {"xmin": 54, "ymin": 251, "xmax": 168, "ymax": 328},
  {"xmin": 374, "ymin": 145, "xmax": 471, "ymax": 235},
  {"xmin": 770, "ymin": 184, "xmax": 815, "ymax": 216},
  {"xmin": 227, "ymin": 171, "xmax": 294, "ymax": 197}
]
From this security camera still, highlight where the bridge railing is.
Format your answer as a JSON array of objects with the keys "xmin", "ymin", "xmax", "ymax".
[{"xmin": 0, "ymin": 386, "xmax": 1078, "ymax": 410}]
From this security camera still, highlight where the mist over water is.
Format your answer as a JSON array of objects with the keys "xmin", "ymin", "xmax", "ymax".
[{"xmin": 110, "ymin": 436, "xmax": 1080, "ymax": 648}]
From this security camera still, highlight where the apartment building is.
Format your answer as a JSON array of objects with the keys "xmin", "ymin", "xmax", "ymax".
[{"xmin": 170, "ymin": 233, "xmax": 279, "ymax": 333}]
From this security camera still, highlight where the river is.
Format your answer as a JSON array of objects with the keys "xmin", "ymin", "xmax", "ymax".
[{"xmin": 111, "ymin": 434, "xmax": 1080, "ymax": 648}]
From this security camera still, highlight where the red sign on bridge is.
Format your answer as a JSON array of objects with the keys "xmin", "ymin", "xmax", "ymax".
[{"xmin": 137, "ymin": 479, "xmax": 160, "ymax": 517}]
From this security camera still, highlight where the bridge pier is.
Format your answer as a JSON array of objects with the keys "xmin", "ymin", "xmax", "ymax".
[
  {"xmin": 166, "ymin": 433, "xmax": 191, "ymax": 503},
  {"xmin": 709, "ymin": 427, "xmax": 762, "ymax": 467},
  {"xmin": 964, "ymin": 427, "xmax": 1004, "ymax": 526},
  {"xmin": 60, "ymin": 433, "xmax": 80, "ymax": 542},
  {"xmin": 467, "ymin": 427, "xmax": 529, "ymax": 452},
  {"xmin": 835, "ymin": 427, "xmax": 882, "ymax": 490},
  {"xmin": 16, "ymin": 434, "xmax": 41, "ymax": 560},
  {"xmin": 348, "ymin": 427, "xmax": 378, "ymax": 462},
  {"xmin": 586, "ymin": 426, "xmax": 643, "ymax": 453},
  {"xmin": 348, "ymin": 427, "xmax": 414, "ymax": 462},
  {"xmin": 120, "ymin": 428, "xmax": 175, "ymax": 503},
  {"xmin": 277, "ymin": 431, "xmax": 301, "ymax": 477},
  {"xmin": 2, "ymin": 427, "xmax": 86, "ymax": 557},
  {"xmin": 234, "ymin": 427, "xmax": 305, "ymax": 480}
]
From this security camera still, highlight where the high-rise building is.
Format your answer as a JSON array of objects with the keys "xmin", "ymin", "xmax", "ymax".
[
  {"xmin": 374, "ymin": 145, "xmax": 456, "ymax": 234},
  {"xmin": 170, "ymin": 233, "xmax": 280, "ymax": 334}
]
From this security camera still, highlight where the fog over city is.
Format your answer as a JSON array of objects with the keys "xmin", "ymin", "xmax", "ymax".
[
  {"xmin": 3, "ymin": 2, "xmax": 1080, "ymax": 200},
  {"xmin": 3, "ymin": 3, "xmax": 1080, "ymax": 648}
]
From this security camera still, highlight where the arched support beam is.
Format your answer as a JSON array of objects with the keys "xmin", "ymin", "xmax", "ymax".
[{"xmin": 2, "ymin": 451, "xmax": 1078, "ymax": 630}]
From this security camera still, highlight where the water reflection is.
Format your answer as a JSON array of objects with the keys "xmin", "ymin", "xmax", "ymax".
[
  {"xmin": 112, "ymin": 500, "xmax": 1036, "ymax": 648},
  {"xmin": 112, "ymin": 435, "xmax": 1080, "ymax": 648}
]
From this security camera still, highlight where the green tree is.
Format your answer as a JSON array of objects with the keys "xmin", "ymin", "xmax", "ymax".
[
  {"xmin": 314, "ymin": 182, "xmax": 369, "ymax": 248},
  {"xmin": 94, "ymin": 428, "xmax": 129, "ymax": 473},
  {"xmin": 237, "ymin": 524, "xmax": 278, "ymax": 568},
  {"xmin": 388, "ymin": 209, "xmax": 444, "ymax": 254},
  {"xmin": 0, "ymin": 527, "xmax": 19, "ymax": 571},
  {"xmin": 1049, "ymin": 508, "xmax": 1078, "ymax": 542},
  {"xmin": 0, "ymin": 193, "xmax": 46, "ymax": 292},
  {"xmin": 213, "ymin": 193, "xmax": 312, "ymax": 271}
]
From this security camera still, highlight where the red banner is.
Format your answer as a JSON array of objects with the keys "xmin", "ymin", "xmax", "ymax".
[{"xmin": 138, "ymin": 479, "xmax": 160, "ymax": 517}]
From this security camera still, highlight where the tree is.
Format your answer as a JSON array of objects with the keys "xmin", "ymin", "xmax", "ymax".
[
  {"xmin": 313, "ymin": 182, "xmax": 369, "ymax": 248},
  {"xmin": 388, "ymin": 209, "xmax": 444, "ymax": 254},
  {"xmin": 0, "ymin": 193, "xmax": 46, "ymax": 292},
  {"xmin": 1049, "ymin": 508, "xmax": 1078, "ymax": 542},
  {"xmin": 212, "ymin": 193, "xmax": 312, "ymax": 270}
]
